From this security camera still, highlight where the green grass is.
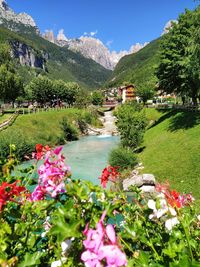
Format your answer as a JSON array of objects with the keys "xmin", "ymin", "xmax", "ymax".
[
  {"xmin": 0, "ymin": 114, "xmax": 12, "ymax": 124},
  {"xmin": 139, "ymin": 108, "xmax": 200, "ymax": 202},
  {"xmin": 0, "ymin": 108, "xmax": 101, "ymax": 147}
]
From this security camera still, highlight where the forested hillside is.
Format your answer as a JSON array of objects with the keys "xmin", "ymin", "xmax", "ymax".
[
  {"xmin": 0, "ymin": 26, "xmax": 112, "ymax": 89},
  {"xmin": 106, "ymin": 37, "xmax": 162, "ymax": 88}
]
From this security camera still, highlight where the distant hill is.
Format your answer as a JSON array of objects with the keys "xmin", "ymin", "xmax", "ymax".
[{"xmin": 106, "ymin": 37, "xmax": 162, "ymax": 88}]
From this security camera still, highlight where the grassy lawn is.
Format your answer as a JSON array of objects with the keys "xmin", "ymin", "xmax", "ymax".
[
  {"xmin": 0, "ymin": 114, "xmax": 13, "ymax": 124},
  {"xmin": 140, "ymin": 108, "xmax": 200, "ymax": 202}
]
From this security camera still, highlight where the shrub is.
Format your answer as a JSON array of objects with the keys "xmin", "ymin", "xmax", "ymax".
[
  {"xmin": 60, "ymin": 117, "xmax": 79, "ymax": 141},
  {"xmin": 108, "ymin": 146, "xmax": 138, "ymax": 171},
  {"xmin": 115, "ymin": 103, "xmax": 147, "ymax": 149},
  {"xmin": 77, "ymin": 118, "xmax": 88, "ymax": 134},
  {"xmin": 0, "ymin": 130, "xmax": 34, "ymax": 161}
]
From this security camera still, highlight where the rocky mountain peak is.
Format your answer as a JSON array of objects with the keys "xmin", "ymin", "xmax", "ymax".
[
  {"xmin": 0, "ymin": 0, "xmax": 10, "ymax": 11},
  {"xmin": 43, "ymin": 29, "xmax": 148, "ymax": 70},
  {"xmin": 0, "ymin": 0, "xmax": 37, "ymax": 30}
]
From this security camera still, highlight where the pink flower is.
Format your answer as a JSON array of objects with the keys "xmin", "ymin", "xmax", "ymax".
[
  {"xmin": 81, "ymin": 211, "xmax": 127, "ymax": 267},
  {"xmin": 31, "ymin": 145, "xmax": 71, "ymax": 201},
  {"xmin": 30, "ymin": 185, "xmax": 46, "ymax": 201}
]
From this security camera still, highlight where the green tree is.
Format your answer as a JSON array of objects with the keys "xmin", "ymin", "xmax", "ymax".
[
  {"xmin": 75, "ymin": 88, "xmax": 91, "ymax": 108},
  {"xmin": 65, "ymin": 82, "xmax": 80, "ymax": 107},
  {"xmin": 53, "ymin": 79, "xmax": 68, "ymax": 101},
  {"xmin": 115, "ymin": 102, "xmax": 147, "ymax": 150},
  {"xmin": 0, "ymin": 43, "xmax": 11, "ymax": 65},
  {"xmin": 0, "ymin": 65, "xmax": 23, "ymax": 106},
  {"xmin": 26, "ymin": 76, "xmax": 54, "ymax": 104},
  {"xmin": 136, "ymin": 80, "xmax": 155, "ymax": 104},
  {"xmin": 0, "ymin": 43, "xmax": 23, "ymax": 106},
  {"xmin": 91, "ymin": 90, "xmax": 104, "ymax": 106},
  {"xmin": 157, "ymin": 7, "xmax": 200, "ymax": 104}
]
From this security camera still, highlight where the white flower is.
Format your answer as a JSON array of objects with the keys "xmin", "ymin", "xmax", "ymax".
[
  {"xmin": 169, "ymin": 207, "xmax": 177, "ymax": 216},
  {"xmin": 61, "ymin": 237, "xmax": 74, "ymax": 254},
  {"xmin": 148, "ymin": 198, "xmax": 168, "ymax": 219},
  {"xmin": 148, "ymin": 199, "xmax": 156, "ymax": 210},
  {"xmin": 197, "ymin": 215, "xmax": 200, "ymax": 221},
  {"xmin": 51, "ymin": 257, "xmax": 67, "ymax": 267},
  {"xmin": 165, "ymin": 217, "xmax": 179, "ymax": 232}
]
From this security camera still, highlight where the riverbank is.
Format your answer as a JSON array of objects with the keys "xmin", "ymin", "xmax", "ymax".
[
  {"xmin": 88, "ymin": 111, "xmax": 118, "ymax": 136},
  {"xmin": 0, "ymin": 107, "xmax": 101, "ymax": 160}
]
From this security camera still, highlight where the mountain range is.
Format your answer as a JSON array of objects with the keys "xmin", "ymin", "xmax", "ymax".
[
  {"xmin": 43, "ymin": 29, "xmax": 148, "ymax": 70},
  {"xmin": 0, "ymin": 0, "xmax": 112, "ymax": 89},
  {"xmin": 0, "ymin": 0, "xmax": 164, "ymax": 91}
]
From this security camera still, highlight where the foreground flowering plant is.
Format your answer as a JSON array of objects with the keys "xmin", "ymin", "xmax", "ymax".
[
  {"xmin": 81, "ymin": 211, "xmax": 127, "ymax": 267},
  {"xmin": 30, "ymin": 146, "xmax": 71, "ymax": 200},
  {"xmin": 0, "ymin": 180, "xmax": 27, "ymax": 211},
  {"xmin": 100, "ymin": 166, "xmax": 119, "ymax": 188},
  {"xmin": 0, "ymin": 144, "xmax": 199, "ymax": 266},
  {"xmin": 147, "ymin": 183, "xmax": 195, "ymax": 232}
]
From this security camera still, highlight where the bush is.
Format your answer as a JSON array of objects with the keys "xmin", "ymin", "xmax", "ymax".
[
  {"xmin": 0, "ymin": 130, "xmax": 34, "ymax": 161},
  {"xmin": 115, "ymin": 103, "xmax": 147, "ymax": 149},
  {"xmin": 108, "ymin": 146, "xmax": 138, "ymax": 171},
  {"xmin": 60, "ymin": 117, "xmax": 79, "ymax": 141}
]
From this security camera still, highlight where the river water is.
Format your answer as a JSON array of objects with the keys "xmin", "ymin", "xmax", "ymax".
[
  {"xmin": 19, "ymin": 111, "xmax": 119, "ymax": 186},
  {"xmin": 62, "ymin": 135, "xmax": 119, "ymax": 184}
]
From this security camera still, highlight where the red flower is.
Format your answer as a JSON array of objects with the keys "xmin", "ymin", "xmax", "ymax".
[
  {"xmin": 0, "ymin": 181, "xmax": 27, "ymax": 211},
  {"xmin": 100, "ymin": 166, "xmax": 119, "ymax": 188},
  {"xmin": 33, "ymin": 144, "xmax": 51, "ymax": 160},
  {"xmin": 156, "ymin": 183, "xmax": 194, "ymax": 209}
]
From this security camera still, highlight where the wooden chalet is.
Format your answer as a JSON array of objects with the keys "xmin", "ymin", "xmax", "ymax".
[{"xmin": 118, "ymin": 84, "xmax": 136, "ymax": 103}]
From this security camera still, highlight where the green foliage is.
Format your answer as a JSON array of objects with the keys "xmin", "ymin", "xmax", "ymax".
[
  {"xmin": 0, "ymin": 150, "xmax": 199, "ymax": 266},
  {"xmin": 115, "ymin": 102, "xmax": 147, "ymax": 150},
  {"xmin": 0, "ymin": 130, "xmax": 34, "ymax": 161},
  {"xmin": 0, "ymin": 42, "xmax": 23, "ymax": 104},
  {"xmin": 25, "ymin": 76, "xmax": 54, "ymax": 104},
  {"xmin": 91, "ymin": 90, "xmax": 104, "ymax": 106},
  {"xmin": 60, "ymin": 117, "xmax": 79, "ymax": 141},
  {"xmin": 75, "ymin": 89, "xmax": 91, "ymax": 108},
  {"xmin": 0, "ymin": 43, "xmax": 11, "ymax": 65},
  {"xmin": 109, "ymin": 146, "xmax": 138, "ymax": 171},
  {"xmin": 106, "ymin": 38, "xmax": 161, "ymax": 90},
  {"xmin": 157, "ymin": 7, "xmax": 200, "ymax": 104},
  {"xmin": 136, "ymin": 80, "xmax": 156, "ymax": 104},
  {"xmin": 0, "ymin": 26, "xmax": 112, "ymax": 90}
]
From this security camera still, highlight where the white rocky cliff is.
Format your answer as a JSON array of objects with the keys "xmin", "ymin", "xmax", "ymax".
[
  {"xmin": 0, "ymin": 0, "xmax": 36, "ymax": 29},
  {"xmin": 43, "ymin": 29, "xmax": 148, "ymax": 70}
]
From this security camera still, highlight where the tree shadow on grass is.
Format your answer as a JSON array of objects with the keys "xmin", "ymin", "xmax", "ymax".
[
  {"xmin": 168, "ymin": 111, "xmax": 200, "ymax": 132},
  {"xmin": 148, "ymin": 110, "xmax": 176, "ymax": 130}
]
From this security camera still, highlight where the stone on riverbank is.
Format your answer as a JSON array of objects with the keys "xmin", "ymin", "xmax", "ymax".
[{"xmin": 123, "ymin": 170, "xmax": 156, "ymax": 193}]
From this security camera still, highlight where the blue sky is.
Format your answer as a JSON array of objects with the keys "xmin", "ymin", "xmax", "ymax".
[{"xmin": 7, "ymin": 0, "xmax": 198, "ymax": 52}]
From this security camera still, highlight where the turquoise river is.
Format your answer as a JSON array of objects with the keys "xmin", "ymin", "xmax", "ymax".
[{"xmin": 62, "ymin": 135, "xmax": 119, "ymax": 185}]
